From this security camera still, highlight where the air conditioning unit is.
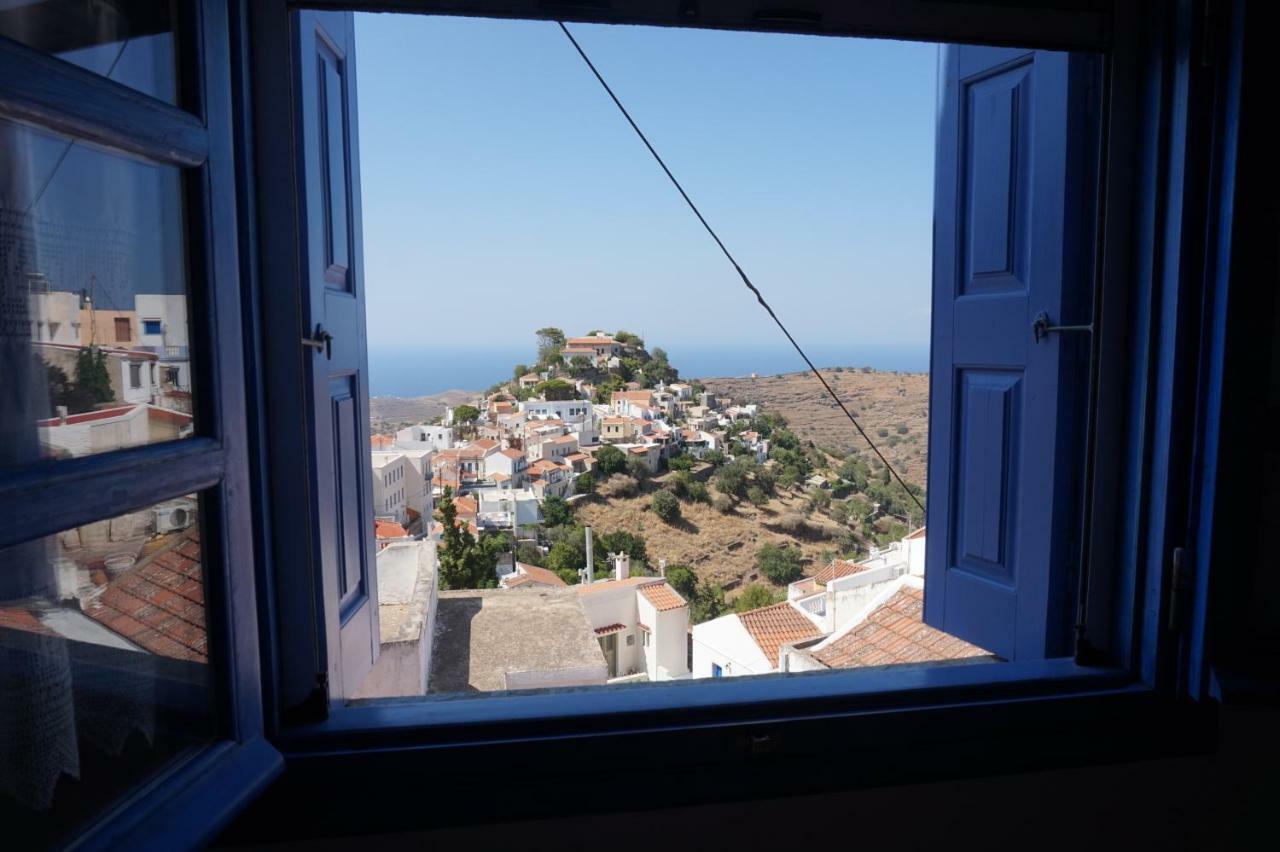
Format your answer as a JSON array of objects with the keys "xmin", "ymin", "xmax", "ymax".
[{"xmin": 155, "ymin": 499, "xmax": 197, "ymax": 533}]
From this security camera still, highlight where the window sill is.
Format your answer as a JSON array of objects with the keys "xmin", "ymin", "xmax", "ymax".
[{"xmin": 229, "ymin": 660, "xmax": 1215, "ymax": 841}]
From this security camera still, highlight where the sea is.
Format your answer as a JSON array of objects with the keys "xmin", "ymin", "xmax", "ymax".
[{"xmin": 368, "ymin": 342, "xmax": 929, "ymax": 398}]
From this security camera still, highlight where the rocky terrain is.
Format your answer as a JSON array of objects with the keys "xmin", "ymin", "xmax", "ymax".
[
  {"xmin": 699, "ymin": 368, "xmax": 929, "ymax": 486},
  {"xmin": 369, "ymin": 389, "xmax": 477, "ymax": 432}
]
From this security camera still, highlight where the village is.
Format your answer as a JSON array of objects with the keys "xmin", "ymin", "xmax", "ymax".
[{"xmin": 362, "ymin": 330, "xmax": 985, "ymax": 698}]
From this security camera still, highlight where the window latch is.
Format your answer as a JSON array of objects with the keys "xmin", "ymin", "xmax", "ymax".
[
  {"xmin": 1032, "ymin": 311, "xmax": 1093, "ymax": 343},
  {"xmin": 1167, "ymin": 546, "xmax": 1192, "ymax": 632},
  {"xmin": 302, "ymin": 323, "xmax": 333, "ymax": 359}
]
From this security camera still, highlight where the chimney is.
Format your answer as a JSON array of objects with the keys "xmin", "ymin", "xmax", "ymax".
[
  {"xmin": 56, "ymin": 405, "xmax": 68, "ymax": 424},
  {"xmin": 613, "ymin": 552, "xmax": 630, "ymax": 581},
  {"xmin": 584, "ymin": 526, "xmax": 594, "ymax": 584},
  {"xmin": 658, "ymin": 558, "xmax": 667, "ymax": 578}
]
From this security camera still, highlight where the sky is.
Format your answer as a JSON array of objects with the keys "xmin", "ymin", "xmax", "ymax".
[{"xmin": 355, "ymin": 14, "xmax": 936, "ymax": 351}]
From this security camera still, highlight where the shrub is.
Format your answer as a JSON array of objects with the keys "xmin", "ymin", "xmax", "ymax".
[
  {"xmin": 774, "ymin": 512, "xmax": 808, "ymax": 534},
  {"xmin": 686, "ymin": 481, "xmax": 711, "ymax": 504},
  {"xmin": 594, "ymin": 444, "xmax": 627, "ymax": 477},
  {"xmin": 756, "ymin": 542, "xmax": 804, "ymax": 585},
  {"xmin": 598, "ymin": 474, "xmax": 639, "ymax": 499},
  {"xmin": 809, "ymin": 489, "xmax": 832, "ymax": 513},
  {"xmin": 627, "ymin": 457, "xmax": 652, "ymax": 481},
  {"xmin": 896, "ymin": 423, "xmax": 909, "ymax": 434},
  {"xmin": 541, "ymin": 495, "xmax": 573, "ymax": 527},
  {"xmin": 876, "ymin": 427, "xmax": 890, "ymax": 438},
  {"xmin": 651, "ymin": 490, "xmax": 681, "ymax": 523},
  {"xmin": 667, "ymin": 453, "xmax": 695, "ymax": 472},
  {"xmin": 733, "ymin": 584, "xmax": 782, "ymax": 613},
  {"xmin": 575, "ymin": 473, "xmax": 595, "ymax": 494},
  {"xmin": 746, "ymin": 486, "xmax": 768, "ymax": 507},
  {"xmin": 712, "ymin": 493, "xmax": 735, "ymax": 514}
]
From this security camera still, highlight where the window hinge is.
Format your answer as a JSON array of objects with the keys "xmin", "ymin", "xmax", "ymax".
[
  {"xmin": 282, "ymin": 672, "xmax": 330, "ymax": 726},
  {"xmin": 1167, "ymin": 546, "xmax": 1193, "ymax": 632}
]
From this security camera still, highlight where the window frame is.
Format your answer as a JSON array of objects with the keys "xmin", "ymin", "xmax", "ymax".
[
  {"xmin": 233, "ymin": 0, "xmax": 1237, "ymax": 838},
  {"xmin": 0, "ymin": 1, "xmax": 280, "ymax": 847}
]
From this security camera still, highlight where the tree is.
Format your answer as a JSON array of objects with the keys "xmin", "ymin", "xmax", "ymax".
[
  {"xmin": 838, "ymin": 456, "xmax": 870, "ymax": 491},
  {"xmin": 667, "ymin": 453, "xmax": 695, "ymax": 472},
  {"xmin": 714, "ymin": 460, "xmax": 751, "ymax": 500},
  {"xmin": 651, "ymin": 490, "xmax": 681, "ymax": 523},
  {"xmin": 594, "ymin": 444, "xmax": 627, "ymax": 477},
  {"xmin": 809, "ymin": 489, "xmax": 832, "ymax": 513},
  {"xmin": 73, "ymin": 346, "xmax": 114, "ymax": 411},
  {"xmin": 452, "ymin": 404, "xmax": 480, "ymax": 424},
  {"xmin": 512, "ymin": 363, "xmax": 531, "ymax": 382},
  {"xmin": 516, "ymin": 541, "xmax": 546, "ymax": 566},
  {"xmin": 626, "ymin": 456, "xmax": 651, "ymax": 481},
  {"xmin": 690, "ymin": 581, "xmax": 726, "ymax": 624},
  {"xmin": 542, "ymin": 494, "xmax": 573, "ymax": 527},
  {"xmin": 746, "ymin": 486, "xmax": 768, "ymax": 508},
  {"xmin": 756, "ymin": 542, "xmax": 804, "ymax": 585},
  {"xmin": 535, "ymin": 327, "xmax": 566, "ymax": 364},
  {"xmin": 734, "ymin": 584, "xmax": 781, "ymax": 613},
  {"xmin": 436, "ymin": 487, "xmax": 498, "ymax": 590},
  {"xmin": 614, "ymin": 330, "xmax": 642, "ymax": 347},
  {"xmin": 534, "ymin": 378, "xmax": 577, "ymax": 401},
  {"xmin": 593, "ymin": 376, "xmax": 623, "ymax": 404},
  {"xmin": 575, "ymin": 472, "xmax": 595, "ymax": 494},
  {"xmin": 596, "ymin": 529, "xmax": 648, "ymax": 567},
  {"xmin": 702, "ymin": 449, "xmax": 726, "ymax": 467},
  {"xmin": 568, "ymin": 356, "xmax": 592, "ymax": 375},
  {"xmin": 664, "ymin": 564, "xmax": 698, "ymax": 601}
]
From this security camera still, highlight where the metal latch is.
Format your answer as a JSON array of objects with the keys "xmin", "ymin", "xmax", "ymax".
[
  {"xmin": 1032, "ymin": 311, "xmax": 1093, "ymax": 343},
  {"xmin": 1168, "ymin": 546, "xmax": 1192, "ymax": 632},
  {"xmin": 302, "ymin": 323, "xmax": 333, "ymax": 359}
]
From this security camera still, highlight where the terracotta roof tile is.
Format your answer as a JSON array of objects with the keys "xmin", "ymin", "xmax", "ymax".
[
  {"xmin": 83, "ymin": 526, "xmax": 207, "ymax": 662},
  {"xmin": 811, "ymin": 586, "xmax": 987, "ymax": 670},
  {"xmin": 638, "ymin": 583, "xmax": 687, "ymax": 611},
  {"xmin": 375, "ymin": 520, "xmax": 409, "ymax": 539},
  {"xmin": 511, "ymin": 563, "xmax": 568, "ymax": 588},
  {"xmin": 576, "ymin": 577, "xmax": 663, "ymax": 596},
  {"xmin": 738, "ymin": 602, "xmax": 823, "ymax": 667},
  {"xmin": 811, "ymin": 559, "xmax": 868, "ymax": 585},
  {"xmin": 594, "ymin": 623, "xmax": 627, "ymax": 636}
]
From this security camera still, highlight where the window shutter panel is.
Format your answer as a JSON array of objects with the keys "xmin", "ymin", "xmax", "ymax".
[
  {"xmin": 296, "ymin": 10, "xmax": 379, "ymax": 697},
  {"xmin": 924, "ymin": 45, "xmax": 1094, "ymax": 660}
]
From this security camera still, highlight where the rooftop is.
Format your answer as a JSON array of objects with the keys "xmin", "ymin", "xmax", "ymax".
[
  {"xmin": 810, "ymin": 583, "xmax": 988, "ymax": 669},
  {"xmin": 811, "ymin": 559, "xmax": 867, "ymax": 585},
  {"xmin": 375, "ymin": 541, "xmax": 437, "ymax": 645},
  {"xmin": 428, "ymin": 588, "xmax": 605, "ymax": 693},
  {"xmin": 639, "ymin": 583, "xmax": 687, "ymax": 612},
  {"xmin": 738, "ymin": 602, "xmax": 823, "ymax": 667}
]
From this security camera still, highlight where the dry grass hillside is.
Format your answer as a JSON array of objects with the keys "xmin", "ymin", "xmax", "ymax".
[
  {"xmin": 369, "ymin": 389, "xmax": 477, "ymax": 432},
  {"xmin": 574, "ymin": 483, "xmax": 856, "ymax": 597},
  {"xmin": 700, "ymin": 368, "xmax": 929, "ymax": 486}
]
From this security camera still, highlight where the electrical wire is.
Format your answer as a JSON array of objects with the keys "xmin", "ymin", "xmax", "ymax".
[{"xmin": 556, "ymin": 22, "xmax": 925, "ymax": 515}]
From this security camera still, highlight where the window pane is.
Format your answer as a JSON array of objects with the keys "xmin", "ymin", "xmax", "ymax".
[
  {"xmin": 0, "ymin": 493, "xmax": 214, "ymax": 847},
  {"xmin": 0, "ymin": 0, "xmax": 178, "ymax": 105},
  {"xmin": 0, "ymin": 116, "xmax": 195, "ymax": 468}
]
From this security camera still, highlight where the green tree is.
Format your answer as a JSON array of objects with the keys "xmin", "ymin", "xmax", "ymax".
[
  {"xmin": 542, "ymin": 494, "xmax": 573, "ymax": 527},
  {"xmin": 702, "ymin": 449, "xmax": 726, "ymax": 467},
  {"xmin": 516, "ymin": 541, "xmax": 546, "ymax": 566},
  {"xmin": 594, "ymin": 444, "xmax": 627, "ymax": 477},
  {"xmin": 512, "ymin": 363, "xmax": 531, "ymax": 382},
  {"xmin": 452, "ymin": 404, "xmax": 480, "ymax": 424},
  {"xmin": 614, "ymin": 330, "xmax": 642, "ymax": 347},
  {"xmin": 746, "ymin": 486, "xmax": 768, "ymax": 507},
  {"xmin": 756, "ymin": 542, "xmax": 804, "ymax": 585},
  {"xmin": 568, "ymin": 355, "xmax": 592, "ymax": 375},
  {"xmin": 734, "ymin": 584, "xmax": 781, "ymax": 613},
  {"xmin": 651, "ymin": 489, "xmax": 681, "ymax": 523},
  {"xmin": 596, "ymin": 529, "xmax": 648, "ymax": 568},
  {"xmin": 690, "ymin": 581, "xmax": 726, "ymax": 624},
  {"xmin": 664, "ymin": 564, "xmax": 698, "ymax": 600},
  {"xmin": 535, "ymin": 327, "xmax": 566, "ymax": 364},
  {"xmin": 534, "ymin": 379, "xmax": 577, "ymax": 401},
  {"xmin": 575, "ymin": 472, "xmax": 595, "ymax": 494},
  {"xmin": 436, "ymin": 487, "xmax": 498, "ymax": 590},
  {"xmin": 714, "ymin": 459, "xmax": 751, "ymax": 501},
  {"xmin": 809, "ymin": 489, "xmax": 832, "ymax": 513},
  {"xmin": 593, "ymin": 376, "xmax": 624, "ymax": 404},
  {"xmin": 667, "ymin": 453, "xmax": 695, "ymax": 472},
  {"xmin": 73, "ymin": 347, "xmax": 114, "ymax": 411}
]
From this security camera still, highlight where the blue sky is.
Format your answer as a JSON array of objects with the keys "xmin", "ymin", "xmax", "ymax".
[{"xmin": 355, "ymin": 15, "xmax": 936, "ymax": 350}]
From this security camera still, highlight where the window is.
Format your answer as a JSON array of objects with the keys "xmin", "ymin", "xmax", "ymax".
[
  {"xmin": 143, "ymin": 319, "xmax": 163, "ymax": 336},
  {"xmin": 244, "ymin": 0, "xmax": 1232, "ymax": 839},
  {"xmin": 0, "ymin": 1, "xmax": 277, "ymax": 845}
]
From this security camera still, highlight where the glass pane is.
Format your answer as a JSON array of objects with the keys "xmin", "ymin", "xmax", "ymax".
[
  {"xmin": 0, "ymin": 493, "xmax": 214, "ymax": 847},
  {"xmin": 0, "ymin": 0, "xmax": 178, "ymax": 105},
  {"xmin": 0, "ymin": 116, "xmax": 195, "ymax": 469}
]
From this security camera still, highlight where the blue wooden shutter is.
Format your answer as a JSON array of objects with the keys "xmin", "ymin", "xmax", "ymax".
[
  {"xmin": 295, "ymin": 10, "xmax": 379, "ymax": 697},
  {"xmin": 924, "ymin": 46, "xmax": 1093, "ymax": 660}
]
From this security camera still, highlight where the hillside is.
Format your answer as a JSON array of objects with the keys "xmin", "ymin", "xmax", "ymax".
[
  {"xmin": 699, "ymin": 368, "xmax": 929, "ymax": 486},
  {"xmin": 573, "ymin": 484, "xmax": 851, "ymax": 595},
  {"xmin": 369, "ymin": 389, "xmax": 477, "ymax": 431}
]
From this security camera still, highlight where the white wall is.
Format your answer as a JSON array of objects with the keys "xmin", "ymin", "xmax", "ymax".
[
  {"xmin": 691, "ymin": 615, "xmax": 772, "ymax": 678},
  {"xmin": 396, "ymin": 423, "xmax": 454, "ymax": 452},
  {"xmin": 578, "ymin": 586, "xmax": 643, "ymax": 676}
]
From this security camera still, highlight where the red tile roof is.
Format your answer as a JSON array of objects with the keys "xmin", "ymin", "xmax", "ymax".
[
  {"xmin": 594, "ymin": 623, "xmax": 627, "ymax": 636},
  {"xmin": 499, "ymin": 448, "xmax": 525, "ymax": 459},
  {"xmin": 577, "ymin": 577, "xmax": 663, "ymax": 596},
  {"xmin": 453, "ymin": 496, "xmax": 478, "ymax": 516},
  {"xmin": 0, "ymin": 606, "xmax": 54, "ymax": 636},
  {"xmin": 738, "ymin": 602, "xmax": 823, "ymax": 668},
  {"xmin": 812, "ymin": 559, "xmax": 868, "ymax": 585},
  {"xmin": 811, "ymin": 585, "xmax": 986, "ymax": 669},
  {"xmin": 83, "ymin": 526, "xmax": 207, "ymax": 662},
  {"xmin": 375, "ymin": 520, "xmax": 408, "ymax": 539},
  {"xmin": 639, "ymin": 583, "xmax": 687, "ymax": 611},
  {"xmin": 568, "ymin": 336, "xmax": 617, "ymax": 346}
]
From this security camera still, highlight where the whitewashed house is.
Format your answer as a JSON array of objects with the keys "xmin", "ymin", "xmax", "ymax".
[
  {"xmin": 576, "ymin": 555, "xmax": 690, "ymax": 681},
  {"xmin": 395, "ymin": 423, "xmax": 454, "ymax": 452}
]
